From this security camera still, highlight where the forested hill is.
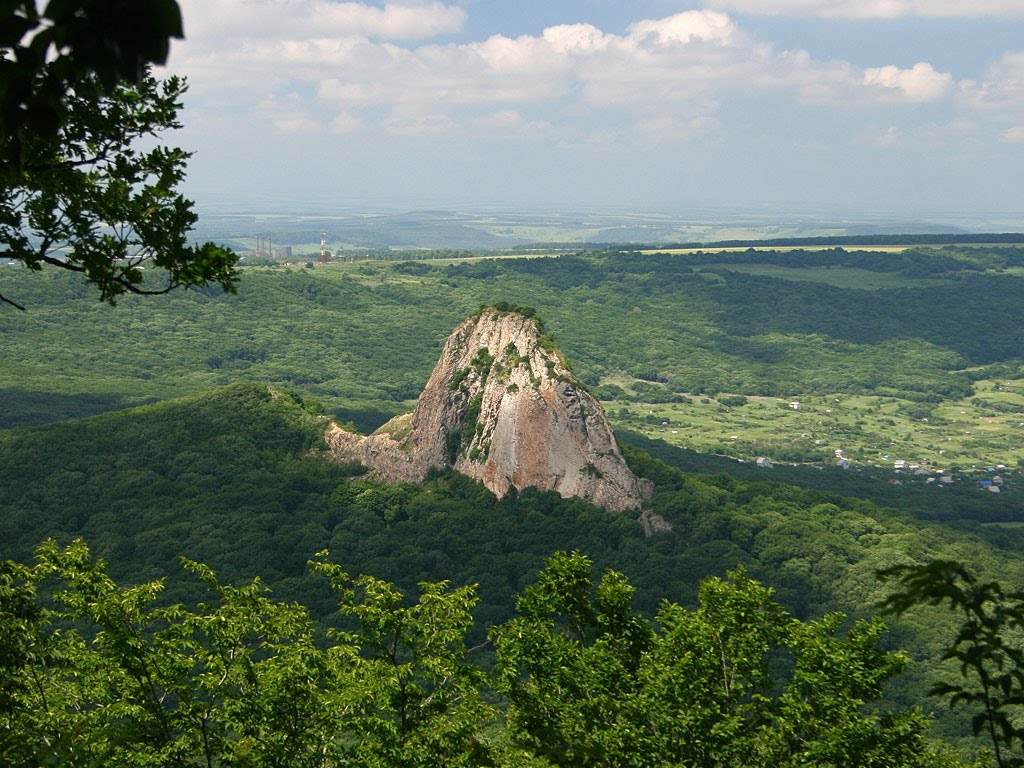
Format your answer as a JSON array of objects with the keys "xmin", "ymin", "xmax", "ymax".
[
  {"xmin": 4, "ymin": 246, "xmax": 1024, "ymax": 430},
  {"xmin": 2, "ymin": 381, "xmax": 1023, "ymax": 745}
]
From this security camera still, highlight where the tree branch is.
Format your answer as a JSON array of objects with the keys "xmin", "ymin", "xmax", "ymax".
[
  {"xmin": 118, "ymin": 276, "xmax": 178, "ymax": 296},
  {"xmin": 24, "ymin": 138, "xmax": 123, "ymax": 173},
  {"xmin": 37, "ymin": 253, "xmax": 84, "ymax": 272},
  {"xmin": 0, "ymin": 293, "xmax": 26, "ymax": 310}
]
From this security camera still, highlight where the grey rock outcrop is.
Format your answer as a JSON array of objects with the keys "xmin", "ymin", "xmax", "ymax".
[{"xmin": 326, "ymin": 308, "xmax": 649, "ymax": 512}]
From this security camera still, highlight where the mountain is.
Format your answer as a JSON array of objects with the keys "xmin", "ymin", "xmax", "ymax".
[{"xmin": 326, "ymin": 307, "xmax": 648, "ymax": 511}]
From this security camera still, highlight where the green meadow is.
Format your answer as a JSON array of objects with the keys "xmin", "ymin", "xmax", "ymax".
[{"xmin": 609, "ymin": 378, "xmax": 1024, "ymax": 470}]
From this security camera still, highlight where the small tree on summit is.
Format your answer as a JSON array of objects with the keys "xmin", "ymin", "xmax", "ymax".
[{"xmin": 0, "ymin": 1, "xmax": 238, "ymax": 309}]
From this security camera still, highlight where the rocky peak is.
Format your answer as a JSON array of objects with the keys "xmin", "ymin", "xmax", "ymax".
[{"xmin": 326, "ymin": 307, "xmax": 649, "ymax": 512}]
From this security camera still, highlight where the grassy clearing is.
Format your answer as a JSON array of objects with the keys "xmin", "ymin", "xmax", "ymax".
[
  {"xmin": 607, "ymin": 377, "xmax": 1024, "ymax": 470},
  {"xmin": 244, "ymin": 243, "xmax": 567, "ymax": 265},
  {"xmin": 639, "ymin": 245, "xmax": 911, "ymax": 255},
  {"xmin": 400, "ymin": 251, "xmax": 564, "ymax": 265}
]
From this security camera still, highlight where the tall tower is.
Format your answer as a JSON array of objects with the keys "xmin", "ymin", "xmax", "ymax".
[{"xmin": 319, "ymin": 232, "xmax": 328, "ymax": 265}]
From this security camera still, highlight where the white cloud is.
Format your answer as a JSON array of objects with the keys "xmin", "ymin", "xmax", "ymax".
[
  {"xmin": 471, "ymin": 110, "xmax": 552, "ymax": 135},
  {"xmin": 634, "ymin": 114, "xmax": 718, "ymax": 141},
  {"xmin": 331, "ymin": 112, "xmax": 361, "ymax": 134},
  {"xmin": 169, "ymin": 5, "xmax": 961, "ymax": 140},
  {"xmin": 627, "ymin": 10, "xmax": 741, "ymax": 46},
  {"xmin": 382, "ymin": 111, "xmax": 457, "ymax": 135},
  {"xmin": 178, "ymin": 0, "xmax": 466, "ymax": 41},
  {"xmin": 710, "ymin": 0, "xmax": 1024, "ymax": 18},
  {"xmin": 541, "ymin": 24, "xmax": 612, "ymax": 55},
  {"xmin": 274, "ymin": 115, "xmax": 322, "ymax": 133},
  {"xmin": 319, "ymin": 80, "xmax": 373, "ymax": 104},
  {"xmin": 960, "ymin": 52, "xmax": 1024, "ymax": 120},
  {"xmin": 373, "ymin": 108, "xmax": 552, "ymax": 137},
  {"xmin": 863, "ymin": 63, "xmax": 953, "ymax": 102},
  {"xmin": 313, "ymin": 1, "xmax": 465, "ymax": 38},
  {"xmin": 867, "ymin": 125, "xmax": 902, "ymax": 148},
  {"xmin": 859, "ymin": 118, "xmax": 984, "ymax": 151},
  {"xmin": 954, "ymin": 52, "xmax": 1024, "ymax": 142},
  {"xmin": 1001, "ymin": 126, "xmax": 1024, "ymax": 143}
]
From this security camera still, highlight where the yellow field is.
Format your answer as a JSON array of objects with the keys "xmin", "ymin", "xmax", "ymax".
[{"xmin": 639, "ymin": 245, "xmax": 910, "ymax": 255}]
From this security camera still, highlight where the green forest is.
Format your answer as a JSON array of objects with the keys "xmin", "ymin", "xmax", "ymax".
[
  {"xmin": 4, "ymin": 247, "xmax": 1024, "ymax": 764},
  {"xmin": 3, "ymin": 246, "xmax": 1024, "ymax": 410},
  {"xmin": 2, "ymin": 539, "xmax": 980, "ymax": 767},
  {"xmin": 3, "ymin": 383, "xmax": 1024, "ymax": 758},
  {"xmin": 4, "ymin": 246, "xmax": 1024, "ymax": 471}
]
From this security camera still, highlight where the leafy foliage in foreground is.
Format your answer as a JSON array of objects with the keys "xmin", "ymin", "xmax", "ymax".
[
  {"xmin": 0, "ymin": 539, "xmax": 494, "ymax": 768},
  {"xmin": 883, "ymin": 562, "xmax": 1024, "ymax": 768},
  {"xmin": 0, "ymin": 70, "xmax": 237, "ymax": 309},
  {"xmin": 0, "ymin": 542, "xmax": 970, "ymax": 768},
  {"xmin": 0, "ymin": 0, "xmax": 183, "ymax": 159},
  {"xmin": 494, "ymin": 552, "xmax": 969, "ymax": 768},
  {"xmin": 0, "ymin": 1, "xmax": 237, "ymax": 310}
]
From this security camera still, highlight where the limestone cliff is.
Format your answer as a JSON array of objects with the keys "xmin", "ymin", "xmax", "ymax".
[{"xmin": 326, "ymin": 308, "xmax": 649, "ymax": 512}]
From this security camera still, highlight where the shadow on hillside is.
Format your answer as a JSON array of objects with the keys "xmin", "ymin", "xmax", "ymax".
[
  {"xmin": 0, "ymin": 389, "xmax": 156, "ymax": 429},
  {"xmin": 618, "ymin": 430, "xmax": 1024, "ymax": 531},
  {"xmin": 332, "ymin": 403, "xmax": 408, "ymax": 434}
]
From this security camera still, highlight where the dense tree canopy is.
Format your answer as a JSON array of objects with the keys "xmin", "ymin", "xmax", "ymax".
[
  {"xmin": 2, "ymin": 382, "xmax": 1021, "ymax": 752},
  {"xmin": 0, "ymin": 542, "xmax": 976, "ymax": 768},
  {"xmin": 494, "ymin": 552, "xmax": 967, "ymax": 768},
  {"xmin": 0, "ymin": 540, "xmax": 501, "ymax": 767}
]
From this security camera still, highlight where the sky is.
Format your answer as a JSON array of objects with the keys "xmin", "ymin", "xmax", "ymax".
[{"xmin": 166, "ymin": 0, "xmax": 1024, "ymax": 216}]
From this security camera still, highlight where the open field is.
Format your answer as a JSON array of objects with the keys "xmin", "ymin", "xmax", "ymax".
[
  {"xmin": 640, "ymin": 245, "xmax": 911, "ymax": 255},
  {"xmin": 197, "ymin": 208, "xmax": 1024, "ymax": 252},
  {"xmin": 609, "ymin": 377, "xmax": 1024, "ymax": 471}
]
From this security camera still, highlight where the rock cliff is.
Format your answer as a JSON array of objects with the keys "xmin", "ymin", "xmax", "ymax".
[{"xmin": 326, "ymin": 308, "xmax": 649, "ymax": 511}]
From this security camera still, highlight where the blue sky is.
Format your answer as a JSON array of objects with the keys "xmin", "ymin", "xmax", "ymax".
[{"xmin": 168, "ymin": 1, "xmax": 1024, "ymax": 216}]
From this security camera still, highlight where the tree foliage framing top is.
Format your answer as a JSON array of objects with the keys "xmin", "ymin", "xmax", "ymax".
[{"xmin": 0, "ymin": 1, "xmax": 238, "ymax": 309}]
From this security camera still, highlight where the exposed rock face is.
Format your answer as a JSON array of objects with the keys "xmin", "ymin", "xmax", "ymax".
[{"xmin": 326, "ymin": 308, "xmax": 649, "ymax": 511}]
